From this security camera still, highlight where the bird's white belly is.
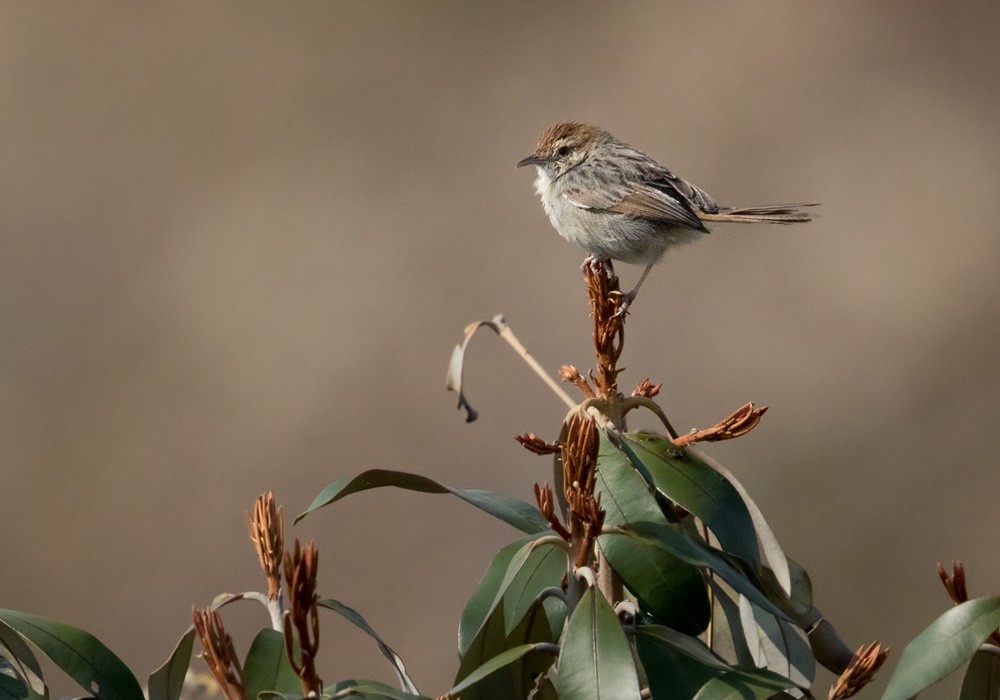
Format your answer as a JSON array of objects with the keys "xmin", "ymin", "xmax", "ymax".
[{"xmin": 533, "ymin": 168, "xmax": 700, "ymax": 265}]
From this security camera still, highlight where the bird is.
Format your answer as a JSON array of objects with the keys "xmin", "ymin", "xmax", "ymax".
[{"xmin": 517, "ymin": 121, "xmax": 816, "ymax": 315}]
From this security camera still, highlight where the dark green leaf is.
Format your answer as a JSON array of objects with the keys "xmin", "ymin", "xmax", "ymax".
[
  {"xmin": 0, "ymin": 610, "xmax": 142, "ymax": 700},
  {"xmin": 557, "ymin": 586, "xmax": 641, "ymax": 699},
  {"xmin": 147, "ymin": 628, "xmax": 193, "ymax": 700},
  {"xmin": 959, "ymin": 645, "xmax": 1000, "ymax": 700},
  {"xmin": 295, "ymin": 469, "xmax": 547, "ymax": 534},
  {"xmin": 635, "ymin": 625, "xmax": 729, "ymax": 700},
  {"xmin": 883, "ymin": 597, "xmax": 1000, "ymax": 700},
  {"xmin": 598, "ymin": 437, "xmax": 711, "ymax": 633},
  {"xmin": 785, "ymin": 558, "xmax": 812, "ymax": 615},
  {"xmin": 600, "ymin": 533, "xmax": 709, "ymax": 634},
  {"xmin": 635, "ymin": 624, "xmax": 730, "ymax": 671},
  {"xmin": 0, "ymin": 672, "xmax": 28, "ymax": 700},
  {"xmin": 692, "ymin": 669, "xmax": 797, "ymax": 700},
  {"xmin": 617, "ymin": 435, "xmax": 760, "ymax": 567},
  {"xmin": 316, "ymin": 599, "xmax": 417, "ymax": 693},
  {"xmin": 244, "ymin": 629, "xmax": 300, "ymax": 700},
  {"xmin": 459, "ymin": 537, "xmax": 536, "ymax": 658},
  {"xmin": 455, "ymin": 599, "xmax": 554, "ymax": 700},
  {"xmin": 595, "ymin": 434, "xmax": 670, "ymax": 527},
  {"xmin": 449, "ymin": 644, "xmax": 556, "ymax": 697},
  {"xmin": 606, "ymin": 522, "xmax": 789, "ymax": 622}
]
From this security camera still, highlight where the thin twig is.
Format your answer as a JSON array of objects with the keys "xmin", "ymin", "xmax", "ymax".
[{"xmin": 494, "ymin": 318, "xmax": 577, "ymax": 409}]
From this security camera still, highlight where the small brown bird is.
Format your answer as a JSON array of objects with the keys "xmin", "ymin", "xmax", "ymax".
[{"xmin": 518, "ymin": 121, "xmax": 816, "ymax": 314}]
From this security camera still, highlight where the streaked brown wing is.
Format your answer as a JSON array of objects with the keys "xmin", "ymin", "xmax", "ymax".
[
  {"xmin": 563, "ymin": 168, "xmax": 715, "ymax": 231},
  {"xmin": 605, "ymin": 184, "xmax": 708, "ymax": 232}
]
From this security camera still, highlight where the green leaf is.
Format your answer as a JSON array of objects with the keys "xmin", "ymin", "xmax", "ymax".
[
  {"xmin": 0, "ymin": 622, "xmax": 46, "ymax": 700},
  {"xmin": 455, "ymin": 599, "xmax": 554, "ymax": 700},
  {"xmin": 147, "ymin": 628, "xmax": 193, "ymax": 700},
  {"xmin": 617, "ymin": 435, "xmax": 761, "ymax": 568},
  {"xmin": 557, "ymin": 586, "xmax": 641, "ymax": 699},
  {"xmin": 600, "ymin": 533, "xmax": 709, "ymax": 634},
  {"xmin": 459, "ymin": 537, "xmax": 536, "ymax": 658},
  {"xmin": 295, "ymin": 469, "xmax": 548, "ymax": 533},
  {"xmin": 737, "ymin": 595, "xmax": 814, "ymax": 685},
  {"xmin": 243, "ymin": 629, "xmax": 300, "ymax": 700},
  {"xmin": 801, "ymin": 615, "xmax": 854, "ymax": 674},
  {"xmin": 0, "ymin": 672, "xmax": 28, "ymax": 700},
  {"xmin": 883, "ymin": 597, "xmax": 1000, "ymax": 700},
  {"xmin": 463, "ymin": 601, "xmax": 553, "ymax": 697},
  {"xmin": 496, "ymin": 541, "xmax": 567, "ymax": 637},
  {"xmin": 0, "ymin": 610, "xmax": 142, "ymax": 700},
  {"xmin": 634, "ymin": 625, "xmax": 729, "ymax": 700},
  {"xmin": 449, "ymin": 643, "xmax": 556, "ymax": 697},
  {"xmin": 692, "ymin": 669, "xmax": 797, "ymax": 700},
  {"xmin": 706, "ymin": 580, "xmax": 757, "ymax": 670},
  {"xmin": 316, "ymin": 599, "xmax": 417, "ymax": 693},
  {"xmin": 606, "ymin": 522, "xmax": 789, "ymax": 622},
  {"xmin": 685, "ymin": 445, "xmax": 791, "ymax": 595},
  {"xmin": 959, "ymin": 645, "xmax": 1000, "ymax": 700},
  {"xmin": 595, "ymin": 433, "xmax": 670, "ymax": 527},
  {"xmin": 597, "ymin": 437, "xmax": 711, "ymax": 633}
]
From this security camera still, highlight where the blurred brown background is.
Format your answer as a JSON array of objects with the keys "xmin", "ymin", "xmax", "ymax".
[{"xmin": 3, "ymin": 2, "xmax": 999, "ymax": 697}]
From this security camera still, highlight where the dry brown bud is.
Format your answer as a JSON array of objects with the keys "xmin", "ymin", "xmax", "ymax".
[
  {"xmin": 283, "ymin": 540, "xmax": 322, "ymax": 696},
  {"xmin": 559, "ymin": 364, "xmax": 595, "ymax": 398},
  {"xmin": 248, "ymin": 492, "xmax": 284, "ymax": 600},
  {"xmin": 515, "ymin": 433, "xmax": 561, "ymax": 455},
  {"xmin": 671, "ymin": 402, "xmax": 768, "ymax": 447},
  {"xmin": 192, "ymin": 607, "xmax": 245, "ymax": 700},
  {"xmin": 534, "ymin": 482, "xmax": 571, "ymax": 541},
  {"xmin": 828, "ymin": 642, "xmax": 889, "ymax": 700},
  {"xmin": 937, "ymin": 560, "xmax": 968, "ymax": 604},
  {"xmin": 633, "ymin": 378, "xmax": 661, "ymax": 398}
]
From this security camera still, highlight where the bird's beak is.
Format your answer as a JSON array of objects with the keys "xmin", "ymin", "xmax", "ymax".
[{"xmin": 516, "ymin": 153, "xmax": 546, "ymax": 168}]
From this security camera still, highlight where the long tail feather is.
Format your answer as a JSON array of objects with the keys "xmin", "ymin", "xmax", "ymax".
[{"xmin": 699, "ymin": 202, "xmax": 819, "ymax": 224}]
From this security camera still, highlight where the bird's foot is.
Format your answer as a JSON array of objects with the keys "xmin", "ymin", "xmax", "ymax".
[
  {"xmin": 581, "ymin": 256, "xmax": 613, "ymax": 277},
  {"xmin": 609, "ymin": 289, "xmax": 637, "ymax": 318}
]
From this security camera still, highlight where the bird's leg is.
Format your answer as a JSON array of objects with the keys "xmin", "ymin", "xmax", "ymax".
[{"xmin": 612, "ymin": 262, "xmax": 654, "ymax": 318}]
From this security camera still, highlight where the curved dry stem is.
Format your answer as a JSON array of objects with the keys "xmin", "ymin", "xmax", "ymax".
[{"xmin": 620, "ymin": 396, "xmax": 679, "ymax": 439}]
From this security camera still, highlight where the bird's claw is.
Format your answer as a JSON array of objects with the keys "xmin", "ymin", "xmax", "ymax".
[{"xmin": 611, "ymin": 290, "xmax": 636, "ymax": 318}]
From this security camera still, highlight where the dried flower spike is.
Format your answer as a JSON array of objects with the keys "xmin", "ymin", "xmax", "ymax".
[
  {"xmin": 937, "ymin": 560, "xmax": 968, "ymax": 604},
  {"xmin": 192, "ymin": 606, "xmax": 245, "ymax": 700},
  {"xmin": 283, "ymin": 540, "xmax": 322, "ymax": 696},
  {"xmin": 534, "ymin": 482, "xmax": 571, "ymax": 541},
  {"xmin": 560, "ymin": 414, "xmax": 606, "ymax": 568},
  {"xmin": 248, "ymin": 492, "xmax": 284, "ymax": 600},
  {"xmin": 583, "ymin": 261, "xmax": 625, "ymax": 397},
  {"xmin": 559, "ymin": 364, "xmax": 595, "ymax": 398},
  {"xmin": 515, "ymin": 433, "xmax": 562, "ymax": 455},
  {"xmin": 671, "ymin": 402, "xmax": 768, "ymax": 447},
  {"xmin": 632, "ymin": 378, "xmax": 661, "ymax": 398},
  {"xmin": 828, "ymin": 641, "xmax": 889, "ymax": 700}
]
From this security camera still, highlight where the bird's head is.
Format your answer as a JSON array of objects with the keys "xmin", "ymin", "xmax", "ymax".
[{"xmin": 517, "ymin": 121, "xmax": 604, "ymax": 178}]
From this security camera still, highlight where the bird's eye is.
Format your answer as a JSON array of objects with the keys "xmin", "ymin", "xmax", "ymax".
[{"xmin": 556, "ymin": 146, "xmax": 571, "ymax": 157}]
